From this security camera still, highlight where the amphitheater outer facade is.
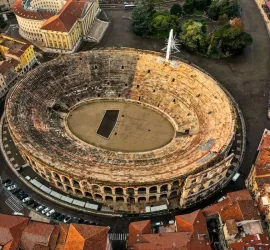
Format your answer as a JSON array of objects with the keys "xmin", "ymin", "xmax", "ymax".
[{"xmin": 5, "ymin": 49, "xmax": 243, "ymax": 211}]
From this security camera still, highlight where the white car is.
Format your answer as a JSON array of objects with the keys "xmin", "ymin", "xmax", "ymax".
[
  {"xmin": 36, "ymin": 205, "xmax": 43, "ymax": 212},
  {"xmin": 217, "ymin": 196, "xmax": 226, "ymax": 203},
  {"xmin": 25, "ymin": 176, "xmax": 31, "ymax": 181},
  {"xmin": 46, "ymin": 209, "xmax": 55, "ymax": 217},
  {"xmin": 168, "ymin": 220, "xmax": 175, "ymax": 225},
  {"xmin": 13, "ymin": 212, "xmax": 24, "ymax": 216},
  {"xmin": 63, "ymin": 216, "xmax": 72, "ymax": 223},
  {"xmin": 154, "ymin": 222, "xmax": 163, "ymax": 226},
  {"xmin": 41, "ymin": 207, "xmax": 50, "ymax": 214},
  {"xmin": 22, "ymin": 197, "xmax": 31, "ymax": 203},
  {"xmin": 7, "ymin": 185, "xmax": 17, "ymax": 191}
]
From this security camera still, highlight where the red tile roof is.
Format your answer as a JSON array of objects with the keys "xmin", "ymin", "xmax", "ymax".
[
  {"xmin": 0, "ymin": 214, "xmax": 30, "ymax": 250},
  {"xmin": 203, "ymin": 189, "xmax": 259, "ymax": 223},
  {"xmin": 62, "ymin": 224, "xmax": 109, "ymax": 250},
  {"xmin": 175, "ymin": 210, "xmax": 199, "ymax": 232},
  {"xmin": 13, "ymin": 0, "xmax": 53, "ymax": 20},
  {"xmin": 20, "ymin": 221, "xmax": 55, "ymax": 250},
  {"xmin": 128, "ymin": 220, "xmax": 151, "ymax": 248},
  {"xmin": 41, "ymin": 0, "xmax": 93, "ymax": 32},
  {"xmin": 229, "ymin": 233, "xmax": 270, "ymax": 250},
  {"xmin": 128, "ymin": 210, "xmax": 211, "ymax": 250}
]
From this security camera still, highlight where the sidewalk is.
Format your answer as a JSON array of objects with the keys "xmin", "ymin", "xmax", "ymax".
[{"xmin": 254, "ymin": 0, "xmax": 270, "ymax": 35}]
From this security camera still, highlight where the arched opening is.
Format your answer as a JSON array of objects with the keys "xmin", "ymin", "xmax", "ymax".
[
  {"xmin": 104, "ymin": 187, "xmax": 112, "ymax": 194},
  {"xmin": 172, "ymin": 180, "xmax": 179, "ymax": 189},
  {"xmin": 149, "ymin": 196, "xmax": 156, "ymax": 202},
  {"xmin": 85, "ymin": 192, "xmax": 92, "ymax": 198},
  {"xmin": 138, "ymin": 197, "xmax": 146, "ymax": 203},
  {"xmin": 127, "ymin": 188, "xmax": 134, "ymax": 195},
  {"xmin": 138, "ymin": 187, "xmax": 146, "ymax": 194},
  {"xmin": 105, "ymin": 196, "xmax": 113, "ymax": 201},
  {"xmin": 66, "ymin": 185, "xmax": 72, "ymax": 192},
  {"xmin": 92, "ymin": 185, "xmax": 101, "ymax": 192},
  {"xmin": 129, "ymin": 197, "xmax": 135, "ymax": 203},
  {"xmin": 95, "ymin": 194, "xmax": 103, "ymax": 201},
  {"xmin": 41, "ymin": 173, "xmax": 46, "ymax": 179},
  {"xmin": 161, "ymin": 184, "xmax": 168, "ymax": 192},
  {"xmin": 170, "ymin": 191, "xmax": 177, "ymax": 198},
  {"xmin": 73, "ymin": 180, "xmax": 80, "ymax": 188},
  {"xmin": 115, "ymin": 187, "xmax": 123, "ymax": 195},
  {"xmin": 116, "ymin": 197, "xmax": 124, "ymax": 202},
  {"xmin": 149, "ymin": 186, "xmax": 157, "ymax": 193},
  {"xmin": 75, "ymin": 189, "xmax": 82, "ymax": 196},
  {"xmin": 54, "ymin": 173, "xmax": 61, "ymax": 181},
  {"xmin": 56, "ymin": 182, "xmax": 63, "ymax": 188},
  {"xmin": 62, "ymin": 176, "xmax": 70, "ymax": 185},
  {"xmin": 160, "ymin": 194, "xmax": 167, "ymax": 200}
]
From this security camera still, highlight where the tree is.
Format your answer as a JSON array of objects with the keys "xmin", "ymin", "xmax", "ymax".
[
  {"xmin": 207, "ymin": 4, "xmax": 220, "ymax": 20},
  {"xmin": 149, "ymin": 14, "xmax": 179, "ymax": 34},
  {"xmin": 183, "ymin": 0, "xmax": 194, "ymax": 14},
  {"xmin": 218, "ymin": 0, "xmax": 240, "ymax": 19},
  {"xmin": 193, "ymin": 0, "xmax": 207, "ymax": 10},
  {"xmin": 230, "ymin": 17, "xmax": 244, "ymax": 30},
  {"xmin": 180, "ymin": 20, "xmax": 208, "ymax": 52},
  {"xmin": 132, "ymin": 3, "xmax": 154, "ymax": 36},
  {"xmin": 220, "ymin": 27, "xmax": 252, "ymax": 53},
  {"xmin": 170, "ymin": 4, "xmax": 182, "ymax": 16}
]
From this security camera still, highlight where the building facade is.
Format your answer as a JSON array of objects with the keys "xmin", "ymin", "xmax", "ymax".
[
  {"xmin": 13, "ymin": 0, "xmax": 100, "ymax": 52},
  {"xmin": 0, "ymin": 34, "xmax": 37, "ymax": 99},
  {"xmin": 0, "ymin": 0, "xmax": 15, "ymax": 10}
]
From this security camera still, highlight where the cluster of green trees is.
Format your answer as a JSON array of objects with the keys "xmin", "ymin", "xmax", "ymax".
[
  {"xmin": 180, "ymin": 19, "xmax": 252, "ymax": 56},
  {"xmin": 131, "ymin": 0, "xmax": 251, "ymax": 56},
  {"xmin": 132, "ymin": 3, "xmax": 181, "ymax": 37}
]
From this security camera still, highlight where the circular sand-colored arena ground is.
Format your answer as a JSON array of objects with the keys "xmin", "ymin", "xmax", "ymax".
[
  {"xmin": 67, "ymin": 99, "xmax": 175, "ymax": 152},
  {"xmin": 4, "ymin": 49, "xmax": 242, "ymax": 210}
]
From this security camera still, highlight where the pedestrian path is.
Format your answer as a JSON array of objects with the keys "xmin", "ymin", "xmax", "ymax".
[
  {"xmin": 109, "ymin": 233, "xmax": 128, "ymax": 241},
  {"xmin": 5, "ymin": 196, "xmax": 23, "ymax": 212}
]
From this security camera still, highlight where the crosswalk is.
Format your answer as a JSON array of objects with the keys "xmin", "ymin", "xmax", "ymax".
[
  {"xmin": 109, "ymin": 233, "xmax": 128, "ymax": 241},
  {"xmin": 5, "ymin": 196, "xmax": 24, "ymax": 212}
]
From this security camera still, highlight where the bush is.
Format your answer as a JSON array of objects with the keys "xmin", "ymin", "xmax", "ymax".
[
  {"xmin": 207, "ymin": 4, "xmax": 220, "ymax": 20},
  {"xmin": 180, "ymin": 19, "xmax": 208, "ymax": 53},
  {"xmin": 170, "ymin": 4, "xmax": 182, "ymax": 16},
  {"xmin": 220, "ymin": 27, "xmax": 252, "ymax": 53},
  {"xmin": 149, "ymin": 13, "xmax": 179, "ymax": 34},
  {"xmin": 183, "ymin": 0, "xmax": 195, "ymax": 14}
]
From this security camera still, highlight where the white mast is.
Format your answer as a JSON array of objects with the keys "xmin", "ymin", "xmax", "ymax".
[{"xmin": 163, "ymin": 29, "xmax": 180, "ymax": 62}]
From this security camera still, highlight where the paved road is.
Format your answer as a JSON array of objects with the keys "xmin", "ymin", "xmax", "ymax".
[{"xmin": 0, "ymin": 0, "xmax": 269, "ymax": 246}]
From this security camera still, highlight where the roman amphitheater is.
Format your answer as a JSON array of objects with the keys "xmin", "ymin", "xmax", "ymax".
[{"xmin": 4, "ymin": 49, "xmax": 245, "ymax": 212}]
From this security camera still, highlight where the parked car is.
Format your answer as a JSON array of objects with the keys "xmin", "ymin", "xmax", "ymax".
[
  {"xmin": 7, "ymin": 185, "xmax": 17, "ymax": 191},
  {"xmin": 77, "ymin": 218, "xmax": 85, "ymax": 224},
  {"xmin": 63, "ymin": 216, "xmax": 72, "ymax": 223},
  {"xmin": 217, "ymin": 196, "xmax": 226, "ymax": 203},
  {"xmin": 11, "ymin": 188, "xmax": 20, "ymax": 194},
  {"xmin": 13, "ymin": 212, "xmax": 24, "ymax": 216},
  {"xmin": 41, "ymin": 207, "xmax": 50, "ymax": 214},
  {"xmin": 22, "ymin": 197, "xmax": 31, "ymax": 203},
  {"xmin": 18, "ymin": 193, "xmax": 28, "ymax": 200},
  {"xmin": 36, "ymin": 205, "xmax": 44, "ymax": 212},
  {"xmin": 52, "ymin": 212, "xmax": 61, "ymax": 219},
  {"xmin": 153, "ymin": 222, "xmax": 163, "ymax": 226},
  {"xmin": 232, "ymin": 172, "xmax": 241, "ymax": 182},
  {"xmin": 56, "ymin": 214, "xmax": 65, "ymax": 221},
  {"xmin": 4, "ymin": 181, "xmax": 13, "ymax": 187},
  {"xmin": 168, "ymin": 220, "xmax": 175, "ymax": 225},
  {"xmin": 3, "ymin": 179, "xmax": 11, "ymax": 184},
  {"xmin": 46, "ymin": 209, "xmax": 55, "ymax": 217}
]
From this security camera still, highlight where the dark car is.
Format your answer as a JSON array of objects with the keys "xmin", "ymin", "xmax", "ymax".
[
  {"xmin": 56, "ymin": 214, "xmax": 65, "ymax": 221},
  {"xmin": 77, "ymin": 218, "xmax": 85, "ymax": 224},
  {"xmin": 2, "ymin": 179, "xmax": 11, "ymax": 184},
  {"xmin": 52, "ymin": 212, "xmax": 61, "ymax": 220},
  {"xmin": 11, "ymin": 188, "xmax": 20, "ymax": 194},
  {"xmin": 63, "ymin": 216, "xmax": 72, "ymax": 223}
]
